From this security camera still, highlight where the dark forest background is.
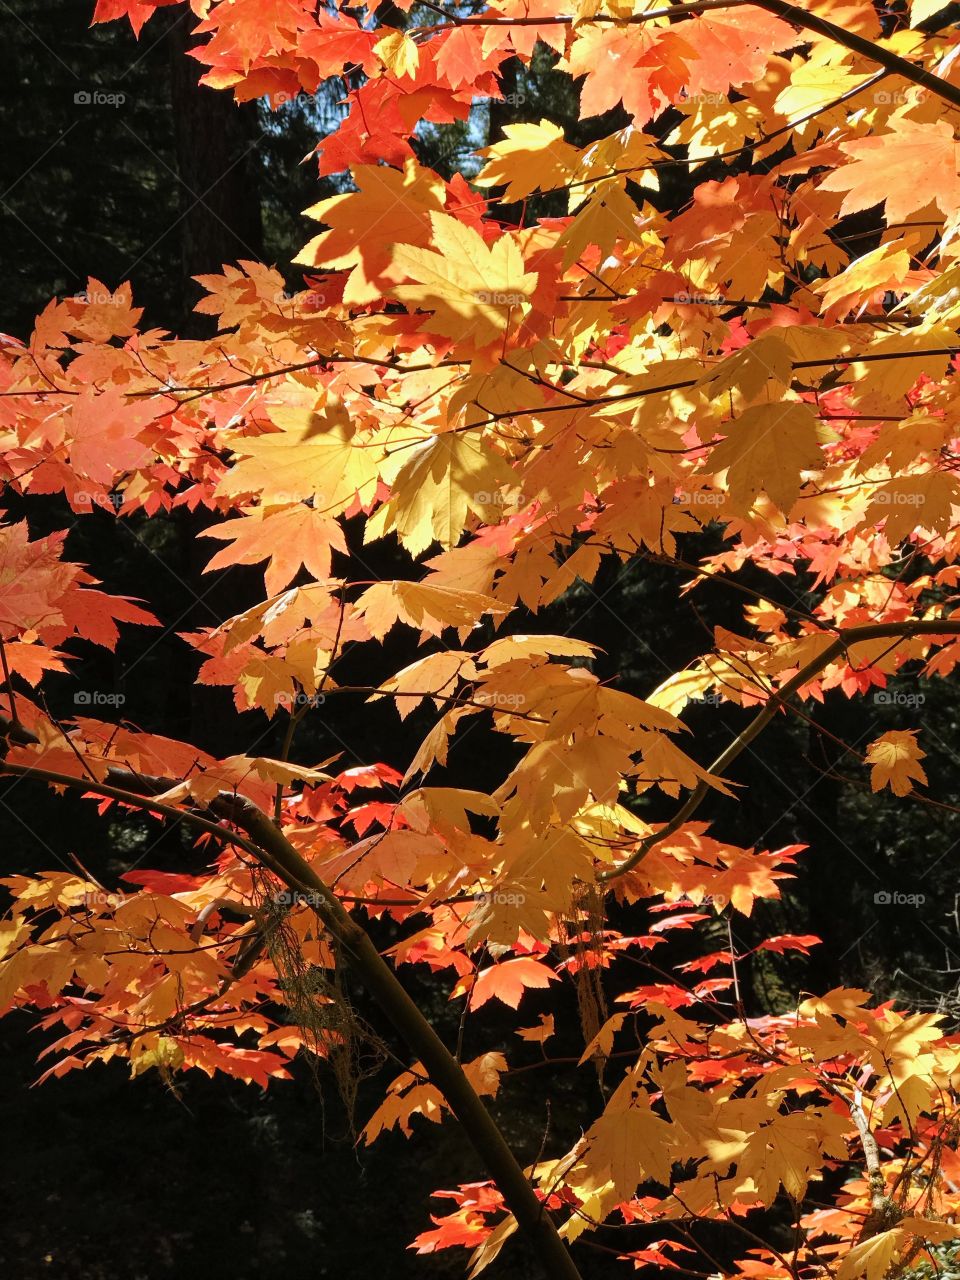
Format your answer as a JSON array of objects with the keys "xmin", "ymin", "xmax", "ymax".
[{"xmin": 2, "ymin": 3, "xmax": 960, "ymax": 1277}]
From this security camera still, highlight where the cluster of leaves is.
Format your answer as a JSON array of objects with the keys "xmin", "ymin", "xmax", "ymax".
[{"xmin": 5, "ymin": 0, "xmax": 960, "ymax": 1276}]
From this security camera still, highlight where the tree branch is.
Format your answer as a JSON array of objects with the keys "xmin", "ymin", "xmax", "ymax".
[
  {"xmin": 754, "ymin": 0, "xmax": 960, "ymax": 112},
  {"xmin": 0, "ymin": 760, "xmax": 583, "ymax": 1280},
  {"xmin": 599, "ymin": 618, "xmax": 960, "ymax": 882}
]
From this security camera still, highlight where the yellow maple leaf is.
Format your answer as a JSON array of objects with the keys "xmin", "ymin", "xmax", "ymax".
[
  {"xmin": 865, "ymin": 730, "xmax": 927, "ymax": 796},
  {"xmin": 707, "ymin": 401, "xmax": 825, "ymax": 515},
  {"xmin": 863, "ymin": 472, "xmax": 960, "ymax": 544},
  {"xmin": 838, "ymin": 1230, "xmax": 906, "ymax": 1280},
  {"xmin": 130, "ymin": 1034, "xmax": 185, "ymax": 1078},
  {"xmin": 578, "ymin": 1012, "xmax": 626, "ymax": 1065},
  {"xmin": 475, "ymin": 119, "xmax": 580, "ymax": 201},
  {"xmin": 696, "ymin": 332, "xmax": 793, "ymax": 404},
  {"xmin": 374, "ymin": 651, "xmax": 469, "ymax": 719},
  {"xmin": 391, "ymin": 212, "xmax": 538, "ymax": 346},
  {"xmin": 368, "ymin": 432, "xmax": 517, "ymax": 554},
  {"xmin": 295, "ymin": 160, "xmax": 445, "ymax": 305},
  {"xmin": 557, "ymin": 178, "xmax": 642, "ymax": 269},
  {"xmin": 900, "ymin": 1217, "xmax": 960, "ymax": 1243},
  {"xmin": 578, "ymin": 1073, "xmax": 674, "ymax": 1197},
  {"xmin": 816, "ymin": 242, "xmax": 913, "ymax": 322},
  {"xmin": 373, "ymin": 29, "xmax": 419, "ymax": 78},
  {"xmin": 467, "ymin": 1214, "xmax": 518, "ymax": 1280},
  {"xmin": 798, "ymin": 987, "xmax": 873, "ymax": 1019},
  {"xmin": 217, "ymin": 403, "xmax": 381, "ymax": 512},
  {"xmin": 354, "ymin": 580, "xmax": 505, "ymax": 641}
]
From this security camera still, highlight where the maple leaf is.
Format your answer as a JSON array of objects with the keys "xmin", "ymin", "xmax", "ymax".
[
  {"xmin": 92, "ymin": 0, "xmax": 170, "ymax": 36},
  {"xmin": 129, "ymin": 1034, "xmax": 185, "ymax": 1078},
  {"xmin": 559, "ymin": 24, "xmax": 690, "ymax": 125},
  {"xmin": 697, "ymin": 333, "xmax": 793, "ymax": 404},
  {"xmin": 60, "ymin": 588, "xmax": 156, "ymax": 649},
  {"xmin": 0, "ymin": 522, "xmax": 68, "ymax": 636},
  {"xmin": 475, "ymin": 120, "xmax": 580, "ymax": 201},
  {"xmin": 216, "ymin": 403, "xmax": 380, "ymax": 511},
  {"xmin": 577, "ymin": 1073, "xmax": 675, "ymax": 1197},
  {"xmin": 202, "ymin": 505, "xmax": 347, "ymax": 594},
  {"xmin": 463, "ymin": 1051, "xmax": 508, "ymax": 1097},
  {"xmin": 66, "ymin": 386, "xmax": 153, "ymax": 484},
  {"xmin": 819, "ymin": 119, "xmax": 960, "ymax": 223},
  {"xmin": 295, "ymin": 160, "xmax": 446, "ymax": 305},
  {"xmin": 756, "ymin": 935, "xmax": 821, "ymax": 956},
  {"xmin": 375, "ymin": 651, "xmax": 468, "ymax": 719},
  {"xmin": 816, "ymin": 242, "xmax": 913, "ymax": 322},
  {"xmin": 862, "ymin": 472, "xmax": 960, "ymax": 544},
  {"xmin": 837, "ymin": 1230, "xmax": 906, "ymax": 1280},
  {"xmin": 516, "ymin": 1013, "xmax": 555, "ymax": 1045},
  {"xmin": 354, "ymin": 580, "xmax": 505, "ymax": 640},
  {"xmin": 412, "ymin": 1209, "xmax": 492, "ymax": 1256},
  {"xmin": 465, "ymin": 957, "xmax": 559, "ymax": 1010},
  {"xmin": 707, "ymin": 402, "xmax": 825, "ymax": 515},
  {"xmin": 557, "ymin": 180, "xmax": 643, "ymax": 269},
  {"xmin": 683, "ymin": 9, "xmax": 796, "ymax": 95},
  {"xmin": 2, "ymin": 640, "xmax": 67, "ymax": 685},
  {"xmin": 368, "ymin": 432, "xmax": 517, "ymax": 554},
  {"xmin": 373, "ymin": 30, "xmax": 419, "ymax": 79},
  {"xmin": 865, "ymin": 730, "xmax": 928, "ymax": 796},
  {"xmin": 578, "ymin": 1012, "xmax": 626, "ymax": 1065},
  {"xmin": 391, "ymin": 212, "xmax": 538, "ymax": 347}
]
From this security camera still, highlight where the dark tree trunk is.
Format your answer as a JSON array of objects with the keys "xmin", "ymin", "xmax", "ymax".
[
  {"xmin": 164, "ymin": 11, "xmax": 264, "ymax": 331},
  {"xmin": 161, "ymin": 12, "xmax": 267, "ymax": 751}
]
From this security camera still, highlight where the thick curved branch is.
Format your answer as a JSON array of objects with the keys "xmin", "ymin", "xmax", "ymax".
[
  {"xmin": 0, "ymin": 763, "xmax": 266, "ymax": 860},
  {"xmin": 0, "ymin": 761, "xmax": 583, "ymax": 1280},
  {"xmin": 754, "ymin": 0, "xmax": 960, "ymax": 112},
  {"xmin": 600, "ymin": 618, "xmax": 960, "ymax": 882}
]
